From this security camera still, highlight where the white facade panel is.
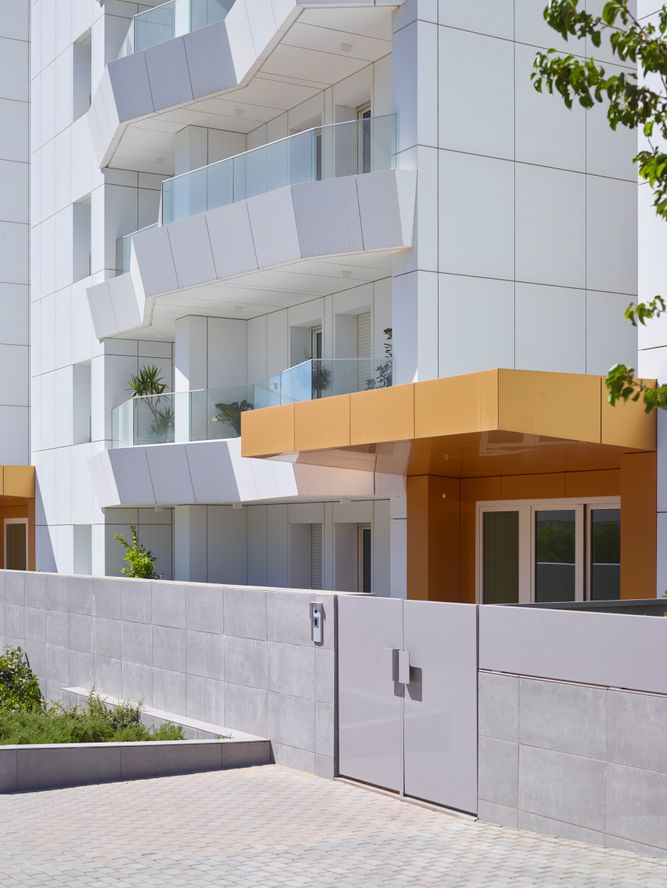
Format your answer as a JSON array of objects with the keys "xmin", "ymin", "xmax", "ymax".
[
  {"xmin": 439, "ymin": 27, "xmax": 514, "ymax": 160},
  {"xmin": 439, "ymin": 275, "xmax": 514, "ymax": 377},
  {"xmin": 515, "ymin": 164, "xmax": 586, "ymax": 290},
  {"xmin": 439, "ymin": 151, "xmax": 514, "ymax": 281}
]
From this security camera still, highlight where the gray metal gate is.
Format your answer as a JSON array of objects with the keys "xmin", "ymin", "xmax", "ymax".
[{"xmin": 338, "ymin": 597, "xmax": 478, "ymax": 814}]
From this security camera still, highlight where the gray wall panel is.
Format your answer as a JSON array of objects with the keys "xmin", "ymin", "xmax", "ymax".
[
  {"xmin": 0, "ymin": 571, "xmax": 337, "ymax": 778},
  {"xmin": 480, "ymin": 605, "xmax": 667, "ymax": 694}
]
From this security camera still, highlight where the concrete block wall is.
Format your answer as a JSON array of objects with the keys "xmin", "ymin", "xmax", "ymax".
[
  {"xmin": 0, "ymin": 571, "xmax": 337, "ymax": 778},
  {"xmin": 478, "ymin": 671, "xmax": 667, "ymax": 859}
]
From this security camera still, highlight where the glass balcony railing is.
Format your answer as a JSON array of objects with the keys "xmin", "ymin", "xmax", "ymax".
[
  {"xmin": 116, "ymin": 224, "xmax": 158, "ymax": 274},
  {"xmin": 253, "ymin": 358, "xmax": 393, "ymax": 410},
  {"xmin": 162, "ymin": 114, "xmax": 397, "ymax": 225},
  {"xmin": 111, "ymin": 358, "xmax": 392, "ymax": 447},
  {"xmin": 112, "ymin": 386, "xmax": 253, "ymax": 448},
  {"xmin": 120, "ymin": 0, "xmax": 235, "ymax": 57}
]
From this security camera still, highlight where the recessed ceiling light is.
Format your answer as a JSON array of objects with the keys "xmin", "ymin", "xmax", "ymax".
[{"xmin": 341, "ymin": 42, "xmax": 353, "ymax": 53}]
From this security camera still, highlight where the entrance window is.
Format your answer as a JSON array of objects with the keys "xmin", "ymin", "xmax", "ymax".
[
  {"xmin": 358, "ymin": 525, "xmax": 372, "ymax": 593},
  {"xmin": 589, "ymin": 508, "xmax": 621, "ymax": 600},
  {"xmin": 534, "ymin": 508, "xmax": 580, "ymax": 603},
  {"xmin": 479, "ymin": 499, "xmax": 619, "ymax": 604},
  {"xmin": 4, "ymin": 519, "xmax": 28, "ymax": 571},
  {"xmin": 482, "ymin": 511, "xmax": 519, "ymax": 604}
]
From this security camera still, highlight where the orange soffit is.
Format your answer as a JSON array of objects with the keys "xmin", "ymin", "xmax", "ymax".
[{"xmin": 240, "ymin": 369, "xmax": 656, "ymax": 460}]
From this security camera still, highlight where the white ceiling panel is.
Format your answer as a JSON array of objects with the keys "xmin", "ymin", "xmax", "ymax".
[
  {"xmin": 299, "ymin": 7, "xmax": 393, "ymax": 41},
  {"xmin": 282, "ymin": 22, "xmax": 390, "ymax": 62}
]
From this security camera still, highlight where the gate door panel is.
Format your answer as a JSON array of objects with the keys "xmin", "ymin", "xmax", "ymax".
[
  {"xmin": 338, "ymin": 596, "xmax": 403, "ymax": 791},
  {"xmin": 403, "ymin": 601, "xmax": 478, "ymax": 813}
]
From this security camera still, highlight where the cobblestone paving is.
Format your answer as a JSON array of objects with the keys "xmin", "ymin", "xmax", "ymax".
[{"xmin": 0, "ymin": 765, "xmax": 665, "ymax": 887}]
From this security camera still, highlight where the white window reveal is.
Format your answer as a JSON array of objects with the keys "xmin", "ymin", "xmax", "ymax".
[{"xmin": 477, "ymin": 497, "xmax": 620, "ymax": 604}]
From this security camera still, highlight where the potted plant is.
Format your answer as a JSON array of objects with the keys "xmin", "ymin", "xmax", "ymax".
[
  {"xmin": 365, "ymin": 327, "xmax": 393, "ymax": 389},
  {"xmin": 128, "ymin": 365, "xmax": 174, "ymax": 443},
  {"xmin": 211, "ymin": 399, "xmax": 254, "ymax": 435}
]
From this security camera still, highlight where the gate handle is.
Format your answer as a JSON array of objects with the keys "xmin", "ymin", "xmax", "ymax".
[
  {"xmin": 384, "ymin": 648, "xmax": 411, "ymax": 684},
  {"xmin": 398, "ymin": 649, "xmax": 411, "ymax": 684}
]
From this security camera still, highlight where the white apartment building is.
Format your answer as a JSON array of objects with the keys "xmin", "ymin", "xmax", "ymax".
[{"xmin": 23, "ymin": 0, "xmax": 665, "ymax": 604}]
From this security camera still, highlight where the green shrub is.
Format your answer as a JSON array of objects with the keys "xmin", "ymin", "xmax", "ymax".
[
  {"xmin": 0, "ymin": 690, "xmax": 183, "ymax": 745},
  {"xmin": 0, "ymin": 647, "xmax": 44, "ymax": 714},
  {"xmin": 114, "ymin": 524, "xmax": 159, "ymax": 579}
]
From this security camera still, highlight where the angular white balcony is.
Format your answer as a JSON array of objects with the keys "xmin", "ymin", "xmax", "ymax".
[
  {"xmin": 114, "ymin": 115, "xmax": 397, "ymax": 274},
  {"xmin": 88, "ymin": 435, "xmax": 400, "ymax": 509},
  {"xmin": 120, "ymin": 0, "xmax": 235, "ymax": 57},
  {"xmin": 90, "ymin": 116, "xmax": 415, "ymax": 340},
  {"xmin": 88, "ymin": 1, "xmax": 396, "ymax": 173},
  {"xmin": 162, "ymin": 114, "xmax": 395, "ymax": 224}
]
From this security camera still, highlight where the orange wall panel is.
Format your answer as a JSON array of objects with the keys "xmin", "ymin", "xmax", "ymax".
[
  {"xmin": 414, "ymin": 371, "xmax": 498, "ymax": 440},
  {"xmin": 499, "ymin": 370, "xmax": 601, "ymax": 443},
  {"xmin": 294, "ymin": 396, "xmax": 351, "ymax": 451},
  {"xmin": 407, "ymin": 476, "xmax": 461, "ymax": 602},
  {"xmin": 500, "ymin": 473, "xmax": 565, "ymax": 500},
  {"xmin": 620, "ymin": 452, "xmax": 657, "ymax": 599},
  {"xmin": 241, "ymin": 404, "xmax": 295, "ymax": 457},
  {"xmin": 350, "ymin": 383, "xmax": 414, "ymax": 445},
  {"xmin": 601, "ymin": 379, "xmax": 656, "ymax": 452},
  {"xmin": 564, "ymin": 469, "xmax": 620, "ymax": 498}
]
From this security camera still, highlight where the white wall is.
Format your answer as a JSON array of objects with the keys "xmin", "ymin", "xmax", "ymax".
[
  {"xmin": 31, "ymin": 0, "xmax": 175, "ymax": 573},
  {"xmin": 0, "ymin": 0, "xmax": 30, "ymax": 464},
  {"xmin": 168, "ymin": 498, "xmax": 393, "ymax": 594},
  {"xmin": 391, "ymin": 3, "xmax": 638, "ymax": 384}
]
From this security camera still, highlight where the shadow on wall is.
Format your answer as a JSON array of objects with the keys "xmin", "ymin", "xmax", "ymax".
[{"xmin": 35, "ymin": 484, "xmax": 56, "ymax": 573}]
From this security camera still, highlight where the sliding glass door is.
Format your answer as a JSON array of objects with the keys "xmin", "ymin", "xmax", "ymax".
[{"xmin": 479, "ymin": 499, "xmax": 619, "ymax": 604}]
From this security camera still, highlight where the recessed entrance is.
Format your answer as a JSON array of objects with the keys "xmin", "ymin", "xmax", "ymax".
[
  {"xmin": 477, "ymin": 498, "xmax": 621, "ymax": 604},
  {"xmin": 4, "ymin": 518, "xmax": 28, "ymax": 571}
]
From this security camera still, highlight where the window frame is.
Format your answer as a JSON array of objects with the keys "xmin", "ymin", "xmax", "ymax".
[{"xmin": 476, "ymin": 496, "xmax": 620, "ymax": 605}]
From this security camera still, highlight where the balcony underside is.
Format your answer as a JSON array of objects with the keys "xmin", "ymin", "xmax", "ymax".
[
  {"xmin": 88, "ymin": 436, "xmax": 403, "ymax": 509},
  {"xmin": 86, "ymin": 168, "xmax": 415, "ymax": 340},
  {"xmin": 89, "ymin": 1, "xmax": 396, "ymax": 174}
]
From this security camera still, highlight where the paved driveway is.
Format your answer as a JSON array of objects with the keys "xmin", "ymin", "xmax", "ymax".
[{"xmin": 0, "ymin": 765, "xmax": 665, "ymax": 887}]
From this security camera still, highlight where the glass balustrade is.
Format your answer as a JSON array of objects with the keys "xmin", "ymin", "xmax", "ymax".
[
  {"xmin": 112, "ymin": 385, "xmax": 253, "ymax": 447},
  {"xmin": 120, "ymin": 0, "xmax": 235, "ymax": 57},
  {"xmin": 116, "ymin": 224, "xmax": 158, "ymax": 274},
  {"xmin": 253, "ymin": 358, "xmax": 393, "ymax": 410},
  {"xmin": 111, "ymin": 358, "xmax": 392, "ymax": 447},
  {"xmin": 162, "ymin": 114, "xmax": 397, "ymax": 225}
]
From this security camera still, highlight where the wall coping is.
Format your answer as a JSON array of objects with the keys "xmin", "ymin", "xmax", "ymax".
[{"xmin": 0, "ymin": 735, "xmax": 272, "ymax": 794}]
